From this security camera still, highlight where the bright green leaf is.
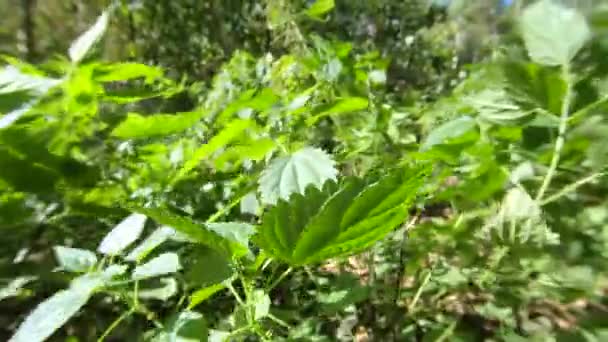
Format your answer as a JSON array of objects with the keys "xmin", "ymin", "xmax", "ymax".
[
  {"xmin": 179, "ymin": 119, "xmax": 253, "ymax": 177},
  {"xmin": 307, "ymin": 97, "xmax": 368, "ymax": 125},
  {"xmin": 126, "ymin": 226, "xmax": 178, "ymax": 262},
  {"xmin": 305, "ymin": 0, "xmax": 335, "ymax": 19},
  {"xmin": 520, "ymin": 0, "xmax": 590, "ymax": 66},
  {"xmin": 188, "ymin": 283, "xmax": 226, "ymax": 309},
  {"xmin": 93, "ymin": 63, "xmax": 162, "ymax": 82},
  {"xmin": 111, "ymin": 111, "xmax": 205, "ymax": 139}
]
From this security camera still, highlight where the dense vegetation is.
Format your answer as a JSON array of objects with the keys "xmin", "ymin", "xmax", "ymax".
[{"xmin": 1, "ymin": 0, "xmax": 608, "ymax": 341}]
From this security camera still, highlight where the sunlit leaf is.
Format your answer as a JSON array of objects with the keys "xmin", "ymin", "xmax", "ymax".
[
  {"xmin": 259, "ymin": 147, "xmax": 338, "ymax": 205},
  {"xmin": 53, "ymin": 246, "xmax": 97, "ymax": 273},
  {"xmin": 93, "ymin": 63, "xmax": 162, "ymax": 82},
  {"xmin": 9, "ymin": 273, "xmax": 106, "ymax": 342},
  {"xmin": 306, "ymin": 0, "xmax": 335, "ymax": 19},
  {"xmin": 111, "ymin": 111, "xmax": 205, "ymax": 139},
  {"xmin": 138, "ymin": 278, "xmax": 178, "ymax": 301},
  {"xmin": 69, "ymin": 11, "xmax": 109, "ymax": 63},
  {"xmin": 0, "ymin": 276, "xmax": 36, "ymax": 302},
  {"xmin": 252, "ymin": 290, "xmax": 270, "ymax": 320},
  {"xmin": 257, "ymin": 165, "xmax": 428, "ymax": 265},
  {"xmin": 132, "ymin": 252, "xmax": 181, "ymax": 280},
  {"xmin": 520, "ymin": 0, "xmax": 590, "ymax": 66},
  {"xmin": 98, "ymin": 213, "xmax": 147, "ymax": 255},
  {"xmin": 126, "ymin": 226, "xmax": 178, "ymax": 262},
  {"xmin": 188, "ymin": 283, "xmax": 226, "ymax": 309}
]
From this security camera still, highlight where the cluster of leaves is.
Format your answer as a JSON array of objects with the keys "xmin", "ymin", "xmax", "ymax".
[{"xmin": 1, "ymin": 0, "xmax": 608, "ymax": 341}]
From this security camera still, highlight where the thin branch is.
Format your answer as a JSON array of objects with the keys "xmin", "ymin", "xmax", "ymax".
[{"xmin": 540, "ymin": 172, "xmax": 606, "ymax": 206}]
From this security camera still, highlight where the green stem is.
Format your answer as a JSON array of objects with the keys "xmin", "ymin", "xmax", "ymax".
[
  {"xmin": 408, "ymin": 270, "xmax": 432, "ymax": 313},
  {"xmin": 434, "ymin": 321, "xmax": 457, "ymax": 342},
  {"xmin": 97, "ymin": 308, "xmax": 135, "ymax": 342},
  {"xmin": 540, "ymin": 172, "xmax": 606, "ymax": 206},
  {"xmin": 536, "ymin": 64, "xmax": 573, "ymax": 202},
  {"xmin": 227, "ymin": 281, "xmax": 245, "ymax": 306},
  {"xmin": 267, "ymin": 267, "xmax": 293, "ymax": 291}
]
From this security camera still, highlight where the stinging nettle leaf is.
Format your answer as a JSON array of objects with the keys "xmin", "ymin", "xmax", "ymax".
[
  {"xmin": 520, "ymin": 0, "xmax": 590, "ymax": 66},
  {"xmin": 257, "ymin": 165, "xmax": 429, "ymax": 265},
  {"xmin": 132, "ymin": 252, "xmax": 181, "ymax": 280},
  {"xmin": 138, "ymin": 278, "xmax": 178, "ymax": 301},
  {"xmin": 98, "ymin": 213, "xmax": 147, "ymax": 255},
  {"xmin": 9, "ymin": 273, "xmax": 105, "ymax": 342},
  {"xmin": 53, "ymin": 246, "xmax": 97, "ymax": 273},
  {"xmin": 69, "ymin": 11, "xmax": 109, "ymax": 63},
  {"xmin": 259, "ymin": 147, "xmax": 338, "ymax": 205}
]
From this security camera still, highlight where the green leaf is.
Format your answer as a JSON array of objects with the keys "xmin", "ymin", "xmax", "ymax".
[
  {"xmin": 205, "ymin": 222, "xmax": 255, "ymax": 257},
  {"xmin": 464, "ymin": 89, "xmax": 532, "ymax": 125},
  {"xmin": 188, "ymin": 283, "xmax": 225, "ymax": 309},
  {"xmin": 0, "ymin": 276, "xmax": 37, "ymax": 302},
  {"xmin": 306, "ymin": 97, "xmax": 368, "ymax": 125},
  {"xmin": 68, "ymin": 11, "xmax": 109, "ymax": 63},
  {"xmin": 125, "ymin": 226, "xmax": 178, "ymax": 262},
  {"xmin": 179, "ymin": 119, "xmax": 253, "ymax": 177},
  {"xmin": 93, "ymin": 63, "xmax": 162, "ymax": 82},
  {"xmin": 520, "ymin": 0, "xmax": 590, "ymax": 66},
  {"xmin": 186, "ymin": 247, "xmax": 234, "ymax": 287},
  {"xmin": 97, "ymin": 213, "xmax": 147, "ymax": 256},
  {"xmin": 154, "ymin": 311, "xmax": 208, "ymax": 342},
  {"xmin": 9, "ymin": 273, "xmax": 106, "ymax": 342},
  {"xmin": 305, "ymin": 0, "xmax": 335, "ymax": 19},
  {"xmin": 138, "ymin": 278, "xmax": 178, "ymax": 301},
  {"xmin": 111, "ymin": 111, "xmax": 205, "ymax": 139},
  {"xmin": 420, "ymin": 116, "xmax": 477, "ymax": 151},
  {"xmin": 259, "ymin": 147, "xmax": 338, "ymax": 205},
  {"xmin": 53, "ymin": 246, "xmax": 97, "ymax": 273},
  {"xmin": 133, "ymin": 207, "xmax": 239, "ymax": 258},
  {"xmin": 132, "ymin": 252, "xmax": 181, "ymax": 280},
  {"xmin": 257, "ymin": 165, "xmax": 428, "ymax": 265},
  {"xmin": 214, "ymin": 138, "xmax": 276, "ymax": 171}
]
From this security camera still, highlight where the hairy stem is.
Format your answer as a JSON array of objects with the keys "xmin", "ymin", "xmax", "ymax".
[{"xmin": 536, "ymin": 64, "xmax": 573, "ymax": 202}]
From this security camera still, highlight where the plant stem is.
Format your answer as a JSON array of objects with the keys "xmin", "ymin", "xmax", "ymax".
[
  {"xmin": 267, "ymin": 267, "xmax": 293, "ymax": 291},
  {"xmin": 97, "ymin": 308, "xmax": 135, "ymax": 342},
  {"xmin": 407, "ymin": 270, "xmax": 432, "ymax": 313},
  {"xmin": 540, "ymin": 172, "xmax": 606, "ymax": 206},
  {"xmin": 227, "ymin": 281, "xmax": 245, "ymax": 306},
  {"xmin": 536, "ymin": 64, "xmax": 573, "ymax": 202},
  {"xmin": 434, "ymin": 321, "xmax": 457, "ymax": 342}
]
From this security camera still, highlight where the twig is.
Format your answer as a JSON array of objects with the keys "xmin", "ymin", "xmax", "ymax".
[
  {"xmin": 267, "ymin": 267, "xmax": 293, "ymax": 292},
  {"xmin": 407, "ymin": 269, "xmax": 432, "ymax": 313}
]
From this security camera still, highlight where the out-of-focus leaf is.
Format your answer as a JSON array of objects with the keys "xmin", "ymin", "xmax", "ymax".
[
  {"xmin": 179, "ymin": 119, "xmax": 253, "ymax": 177},
  {"xmin": 97, "ymin": 213, "xmax": 147, "ymax": 255},
  {"xmin": 138, "ymin": 278, "xmax": 178, "ymax": 301},
  {"xmin": 0, "ymin": 276, "xmax": 36, "ymax": 301},
  {"xmin": 520, "ymin": 0, "xmax": 590, "ymax": 66},
  {"xmin": 93, "ymin": 63, "xmax": 162, "ymax": 82},
  {"xmin": 188, "ymin": 283, "xmax": 226, "ymax": 309},
  {"xmin": 9, "ymin": 273, "xmax": 107, "ymax": 342},
  {"xmin": 68, "ymin": 11, "xmax": 109, "ymax": 63},
  {"xmin": 420, "ymin": 116, "xmax": 477, "ymax": 151},
  {"xmin": 258, "ymin": 147, "xmax": 338, "ymax": 205},
  {"xmin": 53, "ymin": 246, "xmax": 97, "ymax": 273},
  {"xmin": 306, "ymin": 0, "xmax": 335, "ymax": 19},
  {"xmin": 132, "ymin": 252, "xmax": 181, "ymax": 280},
  {"xmin": 186, "ymin": 247, "xmax": 234, "ymax": 287},
  {"xmin": 307, "ymin": 97, "xmax": 368, "ymax": 125},
  {"xmin": 125, "ymin": 226, "xmax": 178, "ymax": 262},
  {"xmin": 111, "ymin": 111, "xmax": 205, "ymax": 139},
  {"xmin": 154, "ymin": 311, "xmax": 208, "ymax": 342}
]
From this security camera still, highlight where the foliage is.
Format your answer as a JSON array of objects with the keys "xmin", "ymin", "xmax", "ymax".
[{"xmin": 1, "ymin": 0, "xmax": 608, "ymax": 341}]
